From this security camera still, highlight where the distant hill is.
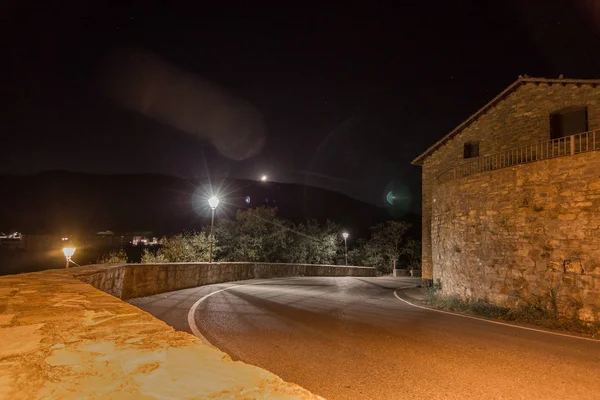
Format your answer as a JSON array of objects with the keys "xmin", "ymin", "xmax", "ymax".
[{"xmin": 0, "ymin": 171, "xmax": 419, "ymax": 238}]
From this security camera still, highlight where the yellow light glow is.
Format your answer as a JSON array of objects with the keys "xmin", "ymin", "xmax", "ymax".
[
  {"xmin": 261, "ymin": 175, "xmax": 268, "ymax": 182},
  {"xmin": 63, "ymin": 247, "xmax": 76, "ymax": 258}
]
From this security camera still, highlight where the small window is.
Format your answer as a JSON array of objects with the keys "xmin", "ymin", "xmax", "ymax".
[
  {"xmin": 550, "ymin": 107, "xmax": 588, "ymax": 139},
  {"xmin": 464, "ymin": 142, "xmax": 479, "ymax": 159}
]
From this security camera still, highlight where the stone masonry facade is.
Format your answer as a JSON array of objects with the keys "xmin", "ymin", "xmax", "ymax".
[
  {"xmin": 433, "ymin": 152, "xmax": 600, "ymax": 321},
  {"xmin": 414, "ymin": 77, "xmax": 600, "ymax": 319}
]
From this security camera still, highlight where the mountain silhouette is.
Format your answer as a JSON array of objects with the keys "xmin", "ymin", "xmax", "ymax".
[{"xmin": 0, "ymin": 171, "xmax": 418, "ymax": 237}]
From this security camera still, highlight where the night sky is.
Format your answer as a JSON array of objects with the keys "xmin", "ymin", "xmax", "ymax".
[{"xmin": 3, "ymin": 0, "xmax": 600, "ymax": 211}]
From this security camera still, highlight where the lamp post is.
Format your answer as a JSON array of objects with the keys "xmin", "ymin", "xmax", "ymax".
[
  {"xmin": 342, "ymin": 232, "xmax": 349, "ymax": 266},
  {"xmin": 62, "ymin": 246, "xmax": 76, "ymax": 269},
  {"xmin": 208, "ymin": 196, "xmax": 220, "ymax": 263}
]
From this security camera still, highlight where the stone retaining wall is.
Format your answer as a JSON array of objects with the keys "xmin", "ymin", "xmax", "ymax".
[
  {"xmin": 432, "ymin": 152, "xmax": 600, "ymax": 321},
  {"xmin": 76, "ymin": 262, "xmax": 375, "ymax": 300},
  {"xmin": 75, "ymin": 264, "xmax": 127, "ymax": 298},
  {"xmin": 0, "ymin": 263, "xmax": 373, "ymax": 399}
]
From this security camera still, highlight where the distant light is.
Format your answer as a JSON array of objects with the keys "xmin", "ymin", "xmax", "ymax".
[
  {"xmin": 62, "ymin": 237, "xmax": 69, "ymax": 241},
  {"xmin": 261, "ymin": 175, "xmax": 268, "ymax": 182},
  {"xmin": 208, "ymin": 196, "xmax": 220, "ymax": 210},
  {"xmin": 342, "ymin": 232, "xmax": 349, "ymax": 239},
  {"xmin": 245, "ymin": 196, "xmax": 251, "ymax": 204},
  {"xmin": 63, "ymin": 247, "xmax": 76, "ymax": 258}
]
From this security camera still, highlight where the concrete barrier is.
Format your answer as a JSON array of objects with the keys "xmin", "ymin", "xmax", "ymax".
[{"xmin": 0, "ymin": 262, "xmax": 374, "ymax": 399}]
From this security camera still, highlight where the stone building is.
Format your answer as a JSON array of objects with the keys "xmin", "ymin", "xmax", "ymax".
[{"xmin": 412, "ymin": 76, "xmax": 600, "ymax": 321}]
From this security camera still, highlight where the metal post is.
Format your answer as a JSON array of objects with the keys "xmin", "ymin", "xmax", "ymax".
[
  {"xmin": 209, "ymin": 208, "xmax": 215, "ymax": 263},
  {"xmin": 570, "ymin": 135, "xmax": 575, "ymax": 156},
  {"xmin": 344, "ymin": 237, "xmax": 348, "ymax": 266},
  {"xmin": 65, "ymin": 257, "xmax": 70, "ymax": 269}
]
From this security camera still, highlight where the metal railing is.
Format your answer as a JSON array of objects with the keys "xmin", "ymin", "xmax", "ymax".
[{"xmin": 438, "ymin": 129, "xmax": 600, "ymax": 182}]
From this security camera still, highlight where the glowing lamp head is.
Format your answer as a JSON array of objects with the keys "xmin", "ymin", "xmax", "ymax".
[
  {"xmin": 63, "ymin": 247, "xmax": 76, "ymax": 259},
  {"xmin": 342, "ymin": 232, "xmax": 349, "ymax": 239},
  {"xmin": 208, "ymin": 196, "xmax": 220, "ymax": 210},
  {"xmin": 261, "ymin": 175, "xmax": 267, "ymax": 182}
]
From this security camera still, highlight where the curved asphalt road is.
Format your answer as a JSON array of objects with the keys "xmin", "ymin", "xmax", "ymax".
[{"xmin": 129, "ymin": 277, "xmax": 600, "ymax": 400}]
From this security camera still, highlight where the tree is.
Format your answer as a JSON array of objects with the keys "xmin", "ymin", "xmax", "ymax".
[
  {"xmin": 141, "ymin": 231, "xmax": 214, "ymax": 263},
  {"xmin": 356, "ymin": 221, "xmax": 412, "ymax": 274},
  {"xmin": 214, "ymin": 208, "xmax": 343, "ymax": 264},
  {"xmin": 216, "ymin": 207, "xmax": 292, "ymax": 262},
  {"xmin": 131, "ymin": 208, "xmax": 417, "ymax": 269},
  {"xmin": 287, "ymin": 220, "xmax": 341, "ymax": 265},
  {"xmin": 400, "ymin": 239, "xmax": 422, "ymax": 271},
  {"xmin": 213, "ymin": 219, "xmax": 238, "ymax": 261},
  {"xmin": 97, "ymin": 248, "xmax": 128, "ymax": 264}
]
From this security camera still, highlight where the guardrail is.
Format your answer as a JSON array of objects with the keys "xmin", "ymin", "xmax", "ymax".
[{"xmin": 438, "ymin": 129, "xmax": 600, "ymax": 182}]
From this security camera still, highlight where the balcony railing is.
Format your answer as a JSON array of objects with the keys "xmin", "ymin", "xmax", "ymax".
[{"xmin": 438, "ymin": 129, "xmax": 600, "ymax": 182}]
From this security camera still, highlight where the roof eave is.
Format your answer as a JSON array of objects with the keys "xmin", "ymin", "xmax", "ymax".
[
  {"xmin": 411, "ymin": 77, "xmax": 600, "ymax": 166},
  {"xmin": 411, "ymin": 78, "xmax": 525, "ymax": 166}
]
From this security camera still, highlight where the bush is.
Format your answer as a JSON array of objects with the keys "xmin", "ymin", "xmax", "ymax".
[
  {"xmin": 97, "ymin": 248, "xmax": 128, "ymax": 264},
  {"xmin": 141, "ymin": 248, "xmax": 169, "ymax": 263},
  {"xmin": 144, "ymin": 231, "xmax": 214, "ymax": 263}
]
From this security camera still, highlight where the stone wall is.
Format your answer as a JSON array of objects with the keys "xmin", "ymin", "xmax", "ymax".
[
  {"xmin": 77, "ymin": 262, "xmax": 376, "ymax": 300},
  {"xmin": 0, "ymin": 263, "xmax": 373, "ymax": 399},
  {"xmin": 76, "ymin": 264, "xmax": 126, "ymax": 298},
  {"xmin": 432, "ymin": 151, "xmax": 600, "ymax": 321},
  {"xmin": 421, "ymin": 81, "xmax": 600, "ymax": 284},
  {"xmin": 0, "ymin": 268, "xmax": 323, "ymax": 399}
]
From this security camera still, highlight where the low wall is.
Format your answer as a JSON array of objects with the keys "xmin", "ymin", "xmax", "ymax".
[
  {"xmin": 0, "ymin": 262, "xmax": 373, "ymax": 399},
  {"xmin": 0, "ymin": 267, "xmax": 326, "ymax": 399},
  {"xmin": 77, "ymin": 262, "xmax": 375, "ymax": 300},
  {"xmin": 75, "ymin": 264, "xmax": 127, "ymax": 298}
]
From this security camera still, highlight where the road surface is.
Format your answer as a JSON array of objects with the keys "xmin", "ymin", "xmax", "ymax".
[{"xmin": 129, "ymin": 277, "xmax": 600, "ymax": 400}]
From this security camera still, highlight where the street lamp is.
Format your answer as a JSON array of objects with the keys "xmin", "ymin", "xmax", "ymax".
[
  {"xmin": 208, "ymin": 196, "xmax": 220, "ymax": 263},
  {"xmin": 62, "ymin": 246, "xmax": 76, "ymax": 269},
  {"xmin": 261, "ymin": 175, "xmax": 268, "ymax": 182},
  {"xmin": 342, "ymin": 232, "xmax": 349, "ymax": 266}
]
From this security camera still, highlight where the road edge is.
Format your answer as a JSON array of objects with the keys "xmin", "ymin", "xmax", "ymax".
[{"xmin": 393, "ymin": 289, "xmax": 600, "ymax": 343}]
